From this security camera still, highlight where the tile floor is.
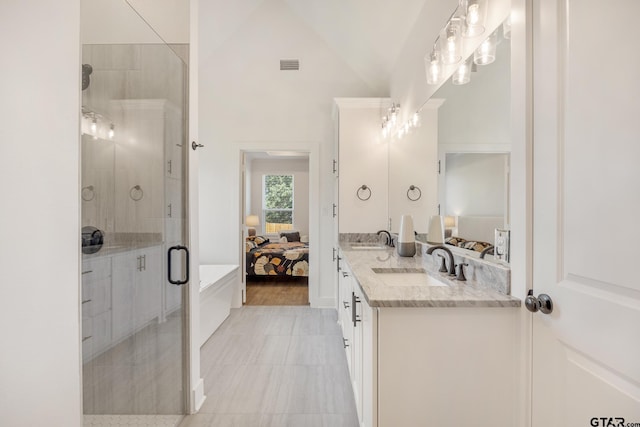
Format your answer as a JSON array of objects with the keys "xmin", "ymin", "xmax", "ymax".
[
  {"xmin": 179, "ymin": 306, "xmax": 359, "ymax": 427},
  {"xmin": 83, "ymin": 311, "xmax": 183, "ymax": 416}
]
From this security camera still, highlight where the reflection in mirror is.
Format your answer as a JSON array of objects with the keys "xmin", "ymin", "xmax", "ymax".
[
  {"xmin": 444, "ymin": 152, "xmax": 509, "ymax": 257},
  {"xmin": 417, "ymin": 19, "xmax": 511, "ymax": 263}
]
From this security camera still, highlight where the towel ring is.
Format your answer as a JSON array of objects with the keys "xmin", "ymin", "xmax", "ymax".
[
  {"xmin": 129, "ymin": 185, "xmax": 144, "ymax": 201},
  {"xmin": 407, "ymin": 185, "xmax": 422, "ymax": 201},
  {"xmin": 356, "ymin": 185, "xmax": 372, "ymax": 201},
  {"xmin": 81, "ymin": 185, "xmax": 95, "ymax": 202}
]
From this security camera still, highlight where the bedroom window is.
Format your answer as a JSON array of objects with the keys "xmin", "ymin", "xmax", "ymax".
[{"xmin": 263, "ymin": 174, "xmax": 294, "ymax": 234}]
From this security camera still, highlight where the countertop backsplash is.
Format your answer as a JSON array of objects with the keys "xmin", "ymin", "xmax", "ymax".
[
  {"xmin": 420, "ymin": 242, "xmax": 511, "ymax": 295},
  {"xmin": 339, "ymin": 233, "xmax": 511, "ymax": 296}
]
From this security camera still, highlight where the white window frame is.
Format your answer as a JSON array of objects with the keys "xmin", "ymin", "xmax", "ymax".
[{"xmin": 262, "ymin": 174, "xmax": 295, "ymax": 233}]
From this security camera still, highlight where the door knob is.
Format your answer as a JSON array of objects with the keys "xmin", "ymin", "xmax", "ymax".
[
  {"xmin": 525, "ymin": 289, "xmax": 553, "ymax": 314},
  {"xmin": 191, "ymin": 141, "xmax": 204, "ymax": 151}
]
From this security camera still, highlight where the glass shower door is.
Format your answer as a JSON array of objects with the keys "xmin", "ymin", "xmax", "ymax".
[{"xmin": 80, "ymin": 0, "xmax": 189, "ymax": 423}]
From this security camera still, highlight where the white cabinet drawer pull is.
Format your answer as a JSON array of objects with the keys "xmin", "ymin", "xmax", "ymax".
[
  {"xmin": 82, "ymin": 299, "xmax": 92, "ymax": 305},
  {"xmin": 82, "ymin": 336, "xmax": 92, "ymax": 342},
  {"xmin": 82, "ymin": 270, "xmax": 93, "ymax": 275}
]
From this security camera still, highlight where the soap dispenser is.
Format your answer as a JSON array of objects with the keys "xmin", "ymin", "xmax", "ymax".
[{"xmin": 397, "ymin": 215, "xmax": 416, "ymax": 257}]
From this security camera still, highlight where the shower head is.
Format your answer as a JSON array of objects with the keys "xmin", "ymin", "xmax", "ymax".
[{"xmin": 82, "ymin": 64, "xmax": 93, "ymax": 91}]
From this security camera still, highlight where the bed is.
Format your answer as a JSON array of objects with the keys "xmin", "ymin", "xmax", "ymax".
[
  {"xmin": 245, "ymin": 234, "xmax": 310, "ymax": 277},
  {"xmin": 446, "ymin": 216, "xmax": 504, "ymax": 253}
]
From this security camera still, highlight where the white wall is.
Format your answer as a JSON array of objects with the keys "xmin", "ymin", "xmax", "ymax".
[
  {"xmin": 0, "ymin": 2, "xmax": 82, "ymax": 426},
  {"xmin": 249, "ymin": 158, "xmax": 310, "ymax": 237},
  {"xmin": 445, "ymin": 153, "xmax": 507, "ymax": 217},
  {"xmin": 198, "ymin": 0, "xmax": 377, "ymax": 305},
  {"xmin": 435, "ymin": 39, "xmax": 511, "ymax": 148}
]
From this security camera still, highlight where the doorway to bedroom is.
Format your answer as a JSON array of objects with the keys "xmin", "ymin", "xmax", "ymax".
[{"xmin": 242, "ymin": 151, "xmax": 311, "ymax": 306}]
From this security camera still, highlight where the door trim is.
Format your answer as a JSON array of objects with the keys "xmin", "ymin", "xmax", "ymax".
[{"xmin": 237, "ymin": 141, "xmax": 321, "ymax": 307}]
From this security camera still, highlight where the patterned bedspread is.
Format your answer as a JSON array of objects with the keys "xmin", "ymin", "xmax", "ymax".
[{"xmin": 246, "ymin": 241, "xmax": 310, "ymax": 277}]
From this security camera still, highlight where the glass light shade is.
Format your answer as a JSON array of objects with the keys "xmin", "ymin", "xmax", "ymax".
[
  {"xmin": 108, "ymin": 124, "xmax": 115, "ymax": 139},
  {"xmin": 412, "ymin": 112, "xmax": 420, "ymax": 127},
  {"xmin": 463, "ymin": 0, "xmax": 486, "ymax": 37},
  {"xmin": 425, "ymin": 50, "xmax": 442, "ymax": 85},
  {"xmin": 90, "ymin": 118, "xmax": 98, "ymax": 133},
  {"xmin": 503, "ymin": 16, "xmax": 512, "ymax": 39},
  {"xmin": 474, "ymin": 32, "xmax": 497, "ymax": 65},
  {"xmin": 452, "ymin": 57, "xmax": 472, "ymax": 85},
  {"xmin": 441, "ymin": 21, "xmax": 462, "ymax": 64}
]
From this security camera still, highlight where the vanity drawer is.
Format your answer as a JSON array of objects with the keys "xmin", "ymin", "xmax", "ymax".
[
  {"xmin": 82, "ymin": 257, "xmax": 112, "ymax": 282},
  {"xmin": 82, "ymin": 310, "xmax": 112, "ymax": 362},
  {"xmin": 82, "ymin": 276, "xmax": 111, "ymax": 317}
]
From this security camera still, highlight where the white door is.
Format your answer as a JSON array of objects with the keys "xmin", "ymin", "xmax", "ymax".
[{"xmin": 532, "ymin": 0, "xmax": 640, "ymax": 425}]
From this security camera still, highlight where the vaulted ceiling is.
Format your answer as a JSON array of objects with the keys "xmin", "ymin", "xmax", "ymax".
[{"xmin": 202, "ymin": 0, "xmax": 432, "ymax": 93}]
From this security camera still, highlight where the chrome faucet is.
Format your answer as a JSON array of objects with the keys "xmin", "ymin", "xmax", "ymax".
[
  {"xmin": 479, "ymin": 245, "xmax": 495, "ymax": 259},
  {"xmin": 377, "ymin": 230, "xmax": 394, "ymax": 247},
  {"xmin": 426, "ymin": 245, "xmax": 456, "ymax": 276}
]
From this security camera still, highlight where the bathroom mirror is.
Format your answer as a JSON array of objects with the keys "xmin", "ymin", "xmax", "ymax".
[{"xmin": 407, "ymin": 20, "xmax": 512, "ymax": 262}]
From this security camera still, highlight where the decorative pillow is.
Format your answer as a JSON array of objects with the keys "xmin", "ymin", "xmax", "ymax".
[
  {"xmin": 279, "ymin": 236, "xmax": 288, "ymax": 243},
  {"xmin": 245, "ymin": 241, "xmax": 257, "ymax": 252},
  {"xmin": 254, "ymin": 235, "xmax": 270, "ymax": 246},
  {"xmin": 445, "ymin": 236, "xmax": 492, "ymax": 252},
  {"xmin": 280, "ymin": 231, "xmax": 300, "ymax": 242}
]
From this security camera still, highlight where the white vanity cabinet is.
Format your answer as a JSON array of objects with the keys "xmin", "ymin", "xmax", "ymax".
[
  {"xmin": 339, "ymin": 255, "xmax": 518, "ymax": 427},
  {"xmin": 338, "ymin": 257, "xmax": 376, "ymax": 427},
  {"xmin": 81, "ymin": 257, "xmax": 113, "ymax": 362},
  {"xmin": 334, "ymin": 99, "xmax": 389, "ymax": 233},
  {"xmin": 338, "ymin": 259, "xmax": 354, "ymax": 371},
  {"xmin": 111, "ymin": 246, "xmax": 162, "ymax": 342}
]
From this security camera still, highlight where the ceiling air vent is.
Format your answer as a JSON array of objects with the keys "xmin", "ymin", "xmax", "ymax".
[{"xmin": 280, "ymin": 59, "xmax": 299, "ymax": 71}]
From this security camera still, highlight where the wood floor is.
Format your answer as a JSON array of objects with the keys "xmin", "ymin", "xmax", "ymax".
[
  {"xmin": 245, "ymin": 278, "xmax": 309, "ymax": 306},
  {"xmin": 179, "ymin": 306, "xmax": 358, "ymax": 427}
]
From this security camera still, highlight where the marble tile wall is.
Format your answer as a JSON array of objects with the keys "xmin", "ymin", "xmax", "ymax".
[
  {"xmin": 340, "ymin": 234, "xmax": 511, "ymax": 295},
  {"xmin": 420, "ymin": 242, "xmax": 511, "ymax": 295}
]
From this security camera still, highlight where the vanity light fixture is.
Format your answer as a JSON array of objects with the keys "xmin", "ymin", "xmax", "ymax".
[
  {"xmin": 389, "ymin": 103, "xmax": 400, "ymax": 125},
  {"xmin": 463, "ymin": 0, "xmax": 486, "ymax": 37},
  {"xmin": 441, "ymin": 19, "xmax": 462, "ymax": 64},
  {"xmin": 381, "ymin": 117, "xmax": 390, "ymax": 138},
  {"xmin": 381, "ymin": 103, "xmax": 401, "ymax": 139},
  {"xmin": 502, "ymin": 15, "xmax": 511, "ymax": 39},
  {"xmin": 426, "ymin": 48, "xmax": 443, "ymax": 85},
  {"xmin": 452, "ymin": 56, "xmax": 473, "ymax": 85},
  {"xmin": 474, "ymin": 30, "xmax": 497, "ymax": 65},
  {"xmin": 108, "ymin": 123, "xmax": 115, "ymax": 139},
  {"xmin": 90, "ymin": 117, "xmax": 98, "ymax": 134},
  {"xmin": 412, "ymin": 112, "xmax": 421, "ymax": 127},
  {"xmin": 424, "ymin": 0, "xmax": 492, "ymax": 85}
]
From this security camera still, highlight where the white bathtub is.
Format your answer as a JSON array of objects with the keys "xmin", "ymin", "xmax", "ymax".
[{"xmin": 199, "ymin": 264, "xmax": 239, "ymax": 347}]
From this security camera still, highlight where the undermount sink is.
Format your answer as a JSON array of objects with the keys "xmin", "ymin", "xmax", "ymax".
[{"xmin": 372, "ymin": 267, "xmax": 449, "ymax": 287}]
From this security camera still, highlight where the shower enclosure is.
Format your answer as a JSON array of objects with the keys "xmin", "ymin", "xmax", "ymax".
[{"xmin": 80, "ymin": 1, "xmax": 189, "ymax": 424}]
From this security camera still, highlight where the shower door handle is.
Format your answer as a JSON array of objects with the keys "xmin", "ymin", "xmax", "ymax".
[{"xmin": 168, "ymin": 245, "xmax": 190, "ymax": 285}]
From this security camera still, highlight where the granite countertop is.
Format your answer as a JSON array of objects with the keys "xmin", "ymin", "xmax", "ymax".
[
  {"xmin": 82, "ymin": 241, "xmax": 163, "ymax": 259},
  {"xmin": 340, "ymin": 243, "xmax": 521, "ymax": 308}
]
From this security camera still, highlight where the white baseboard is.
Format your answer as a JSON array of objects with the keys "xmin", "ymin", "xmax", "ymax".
[
  {"xmin": 312, "ymin": 296, "xmax": 336, "ymax": 309},
  {"xmin": 191, "ymin": 378, "xmax": 206, "ymax": 413}
]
